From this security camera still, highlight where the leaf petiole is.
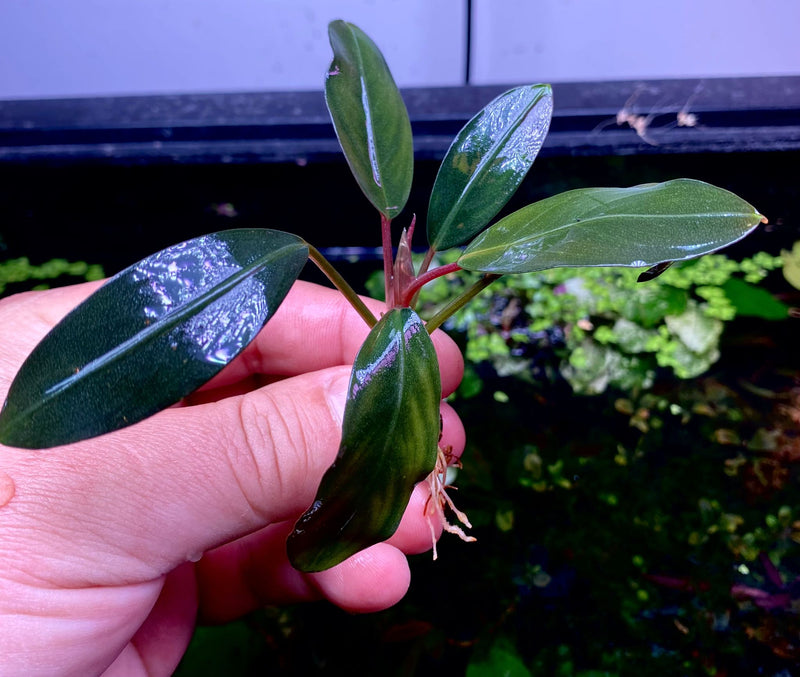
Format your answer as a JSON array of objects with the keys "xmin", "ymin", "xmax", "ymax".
[
  {"xmin": 417, "ymin": 247, "xmax": 436, "ymax": 277},
  {"xmin": 424, "ymin": 273, "xmax": 502, "ymax": 334},
  {"xmin": 400, "ymin": 262, "xmax": 462, "ymax": 308},
  {"xmin": 381, "ymin": 213, "xmax": 396, "ymax": 306},
  {"xmin": 306, "ymin": 244, "xmax": 378, "ymax": 328}
]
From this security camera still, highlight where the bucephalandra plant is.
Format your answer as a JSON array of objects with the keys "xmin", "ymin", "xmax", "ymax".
[{"xmin": 0, "ymin": 21, "xmax": 766, "ymax": 573}]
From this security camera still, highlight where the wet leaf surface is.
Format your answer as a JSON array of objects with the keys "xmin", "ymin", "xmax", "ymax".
[
  {"xmin": 325, "ymin": 20, "xmax": 413, "ymax": 219},
  {"xmin": 0, "ymin": 229, "xmax": 308, "ymax": 448},
  {"xmin": 428, "ymin": 84, "xmax": 552, "ymax": 251},
  {"xmin": 458, "ymin": 180, "xmax": 765, "ymax": 274},
  {"xmin": 288, "ymin": 308, "xmax": 441, "ymax": 572}
]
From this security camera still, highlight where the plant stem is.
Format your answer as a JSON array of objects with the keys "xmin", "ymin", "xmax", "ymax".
[
  {"xmin": 400, "ymin": 262, "xmax": 462, "ymax": 307},
  {"xmin": 408, "ymin": 247, "xmax": 437, "ymax": 308},
  {"xmin": 381, "ymin": 213, "xmax": 395, "ymax": 306},
  {"xmin": 306, "ymin": 244, "xmax": 378, "ymax": 328},
  {"xmin": 418, "ymin": 247, "xmax": 436, "ymax": 277},
  {"xmin": 424, "ymin": 273, "xmax": 501, "ymax": 334}
]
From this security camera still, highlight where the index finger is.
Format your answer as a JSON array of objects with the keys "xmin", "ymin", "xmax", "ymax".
[
  {"xmin": 0, "ymin": 279, "xmax": 464, "ymax": 399},
  {"xmin": 210, "ymin": 280, "xmax": 464, "ymax": 396}
]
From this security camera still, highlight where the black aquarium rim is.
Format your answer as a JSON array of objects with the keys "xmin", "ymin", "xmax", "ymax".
[{"xmin": 0, "ymin": 76, "xmax": 798, "ymax": 166}]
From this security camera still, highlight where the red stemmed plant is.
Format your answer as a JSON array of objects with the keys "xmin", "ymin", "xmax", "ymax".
[{"xmin": 0, "ymin": 21, "xmax": 766, "ymax": 572}]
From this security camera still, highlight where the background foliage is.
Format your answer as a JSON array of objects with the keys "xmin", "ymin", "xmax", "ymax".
[
  {"xmin": 178, "ymin": 245, "xmax": 800, "ymax": 676},
  {"xmin": 0, "ymin": 256, "xmax": 104, "ymax": 296},
  {"xmin": 2, "ymin": 219, "xmax": 797, "ymax": 676}
]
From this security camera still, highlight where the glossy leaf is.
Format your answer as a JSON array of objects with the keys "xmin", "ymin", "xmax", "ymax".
[
  {"xmin": 287, "ymin": 308, "xmax": 441, "ymax": 572},
  {"xmin": 458, "ymin": 180, "xmax": 765, "ymax": 274},
  {"xmin": 325, "ymin": 20, "xmax": 413, "ymax": 219},
  {"xmin": 0, "ymin": 229, "xmax": 308, "ymax": 449},
  {"xmin": 427, "ymin": 84, "xmax": 553, "ymax": 251}
]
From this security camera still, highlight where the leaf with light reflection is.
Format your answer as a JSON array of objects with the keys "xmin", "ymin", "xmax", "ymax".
[
  {"xmin": 325, "ymin": 20, "xmax": 413, "ymax": 220},
  {"xmin": 0, "ymin": 229, "xmax": 308, "ymax": 449},
  {"xmin": 288, "ymin": 308, "xmax": 441, "ymax": 572},
  {"xmin": 458, "ymin": 180, "xmax": 765, "ymax": 274},
  {"xmin": 427, "ymin": 84, "xmax": 552, "ymax": 251}
]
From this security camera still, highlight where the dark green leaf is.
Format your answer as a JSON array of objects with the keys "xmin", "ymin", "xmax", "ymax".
[
  {"xmin": 0, "ymin": 229, "xmax": 308, "ymax": 449},
  {"xmin": 723, "ymin": 277, "xmax": 789, "ymax": 320},
  {"xmin": 287, "ymin": 308, "xmax": 441, "ymax": 572},
  {"xmin": 427, "ymin": 84, "xmax": 552, "ymax": 251},
  {"xmin": 325, "ymin": 20, "xmax": 413, "ymax": 219},
  {"xmin": 458, "ymin": 179, "xmax": 765, "ymax": 274}
]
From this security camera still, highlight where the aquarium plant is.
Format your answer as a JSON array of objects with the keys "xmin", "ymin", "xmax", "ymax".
[
  {"xmin": 411, "ymin": 250, "xmax": 786, "ymax": 397},
  {"xmin": 0, "ymin": 257, "xmax": 104, "ymax": 298},
  {"xmin": 0, "ymin": 21, "xmax": 766, "ymax": 573}
]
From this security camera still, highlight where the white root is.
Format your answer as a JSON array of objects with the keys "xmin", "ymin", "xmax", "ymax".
[
  {"xmin": 424, "ymin": 445, "xmax": 476, "ymax": 560},
  {"xmin": 593, "ymin": 82, "xmax": 705, "ymax": 144},
  {"xmin": 592, "ymin": 85, "xmax": 659, "ymax": 145}
]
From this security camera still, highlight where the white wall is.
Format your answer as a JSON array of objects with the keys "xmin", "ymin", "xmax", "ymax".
[
  {"xmin": 471, "ymin": 0, "xmax": 800, "ymax": 84},
  {"xmin": 0, "ymin": 0, "xmax": 467, "ymax": 99},
  {"xmin": 0, "ymin": 0, "xmax": 798, "ymax": 100}
]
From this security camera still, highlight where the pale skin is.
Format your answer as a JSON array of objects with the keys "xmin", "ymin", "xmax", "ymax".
[{"xmin": 0, "ymin": 280, "xmax": 465, "ymax": 677}]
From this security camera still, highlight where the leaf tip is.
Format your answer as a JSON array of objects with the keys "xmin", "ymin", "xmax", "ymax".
[{"xmin": 637, "ymin": 260, "xmax": 674, "ymax": 283}]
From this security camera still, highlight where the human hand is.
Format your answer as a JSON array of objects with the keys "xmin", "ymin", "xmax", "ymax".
[{"xmin": 0, "ymin": 280, "xmax": 465, "ymax": 677}]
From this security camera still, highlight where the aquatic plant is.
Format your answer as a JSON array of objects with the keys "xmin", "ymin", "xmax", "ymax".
[{"xmin": 0, "ymin": 21, "xmax": 765, "ymax": 573}]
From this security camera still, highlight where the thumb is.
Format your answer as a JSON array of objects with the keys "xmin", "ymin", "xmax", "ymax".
[{"xmin": 0, "ymin": 366, "xmax": 352, "ymax": 588}]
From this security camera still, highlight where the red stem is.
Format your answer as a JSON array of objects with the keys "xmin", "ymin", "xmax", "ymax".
[
  {"xmin": 418, "ymin": 247, "xmax": 436, "ymax": 276},
  {"xmin": 400, "ymin": 262, "xmax": 462, "ymax": 307},
  {"xmin": 380, "ymin": 212, "xmax": 395, "ymax": 305},
  {"xmin": 407, "ymin": 213, "xmax": 417, "ymax": 246}
]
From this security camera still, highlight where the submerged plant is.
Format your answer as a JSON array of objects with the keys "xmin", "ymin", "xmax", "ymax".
[
  {"xmin": 0, "ymin": 21, "xmax": 766, "ymax": 572},
  {"xmin": 0, "ymin": 257, "xmax": 104, "ymax": 297},
  {"xmin": 419, "ymin": 250, "xmax": 786, "ymax": 396}
]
